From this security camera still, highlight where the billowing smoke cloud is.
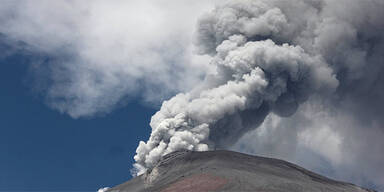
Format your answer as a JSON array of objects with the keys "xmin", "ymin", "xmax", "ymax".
[
  {"xmin": 133, "ymin": 0, "xmax": 341, "ymax": 173},
  {"xmin": 134, "ymin": 37, "xmax": 339, "ymax": 172},
  {"xmin": 133, "ymin": 1, "xmax": 384, "ymax": 189}
]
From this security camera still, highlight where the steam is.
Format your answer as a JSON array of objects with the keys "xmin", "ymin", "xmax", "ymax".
[
  {"xmin": 97, "ymin": 187, "xmax": 110, "ymax": 192},
  {"xmin": 133, "ymin": 0, "xmax": 384, "ymax": 180}
]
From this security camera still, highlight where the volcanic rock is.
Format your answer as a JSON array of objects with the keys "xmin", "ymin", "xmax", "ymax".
[{"xmin": 106, "ymin": 150, "xmax": 375, "ymax": 192}]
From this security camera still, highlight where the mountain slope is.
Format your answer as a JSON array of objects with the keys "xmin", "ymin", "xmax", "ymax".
[{"xmin": 106, "ymin": 150, "xmax": 375, "ymax": 192}]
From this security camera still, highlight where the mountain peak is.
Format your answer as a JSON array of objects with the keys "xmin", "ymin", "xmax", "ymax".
[{"xmin": 107, "ymin": 150, "xmax": 375, "ymax": 192}]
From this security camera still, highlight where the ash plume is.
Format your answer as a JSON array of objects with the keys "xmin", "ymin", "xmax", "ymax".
[{"xmin": 133, "ymin": 0, "xmax": 384, "ymax": 179}]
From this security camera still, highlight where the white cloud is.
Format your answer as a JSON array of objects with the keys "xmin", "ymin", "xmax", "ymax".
[
  {"xmin": 97, "ymin": 187, "xmax": 109, "ymax": 192},
  {"xmin": 0, "ymin": 0, "xmax": 217, "ymax": 117}
]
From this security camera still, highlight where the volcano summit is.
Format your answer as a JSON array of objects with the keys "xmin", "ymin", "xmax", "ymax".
[{"xmin": 104, "ymin": 150, "xmax": 374, "ymax": 192}]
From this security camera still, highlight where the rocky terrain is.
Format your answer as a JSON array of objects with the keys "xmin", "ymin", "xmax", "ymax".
[{"xmin": 105, "ymin": 150, "xmax": 375, "ymax": 192}]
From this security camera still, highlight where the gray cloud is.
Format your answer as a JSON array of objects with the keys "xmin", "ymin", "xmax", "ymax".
[
  {"xmin": 233, "ymin": 97, "xmax": 384, "ymax": 190},
  {"xmin": 134, "ymin": 0, "xmax": 384, "ymax": 190},
  {"xmin": 134, "ymin": 0, "xmax": 339, "ymax": 174}
]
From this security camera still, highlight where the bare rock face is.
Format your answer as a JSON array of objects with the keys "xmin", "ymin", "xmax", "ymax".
[{"xmin": 106, "ymin": 150, "xmax": 375, "ymax": 192}]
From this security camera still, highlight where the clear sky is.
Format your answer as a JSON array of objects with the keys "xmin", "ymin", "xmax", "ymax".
[{"xmin": 0, "ymin": 53, "xmax": 156, "ymax": 191}]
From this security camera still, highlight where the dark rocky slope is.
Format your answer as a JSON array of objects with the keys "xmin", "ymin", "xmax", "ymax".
[{"xmin": 106, "ymin": 150, "xmax": 375, "ymax": 192}]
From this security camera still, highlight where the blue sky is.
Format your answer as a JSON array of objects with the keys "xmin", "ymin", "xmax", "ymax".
[
  {"xmin": 0, "ymin": 1, "xmax": 214, "ymax": 190},
  {"xmin": 0, "ymin": 52, "xmax": 156, "ymax": 191}
]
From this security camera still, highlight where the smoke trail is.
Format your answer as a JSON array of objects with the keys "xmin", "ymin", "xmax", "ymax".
[{"xmin": 134, "ymin": 0, "xmax": 384, "ymax": 176}]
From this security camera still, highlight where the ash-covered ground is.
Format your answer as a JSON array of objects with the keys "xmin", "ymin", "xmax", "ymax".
[{"xmin": 105, "ymin": 150, "xmax": 375, "ymax": 192}]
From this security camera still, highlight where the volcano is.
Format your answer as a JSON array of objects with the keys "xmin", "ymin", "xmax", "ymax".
[{"xmin": 105, "ymin": 150, "xmax": 375, "ymax": 192}]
